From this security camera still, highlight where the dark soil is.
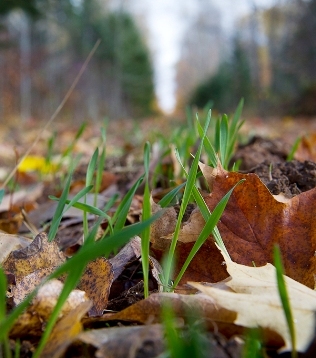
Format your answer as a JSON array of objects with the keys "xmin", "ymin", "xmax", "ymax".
[
  {"xmin": 234, "ymin": 136, "xmax": 316, "ymax": 197},
  {"xmin": 247, "ymin": 160, "xmax": 316, "ymax": 198}
]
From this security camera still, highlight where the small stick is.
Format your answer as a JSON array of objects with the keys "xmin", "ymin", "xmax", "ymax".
[{"xmin": 1, "ymin": 39, "xmax": 101, "ymax": 189}]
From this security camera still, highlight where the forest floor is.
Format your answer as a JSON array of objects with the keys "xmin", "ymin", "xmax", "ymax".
[{"xmin": 1, "ymin": 113, "xmax": 316, "ymax": 358}]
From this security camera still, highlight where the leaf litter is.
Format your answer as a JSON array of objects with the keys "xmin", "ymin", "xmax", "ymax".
[{"xmin": 2, "ymin": 121, "xmax": 316, "ymax": 357}]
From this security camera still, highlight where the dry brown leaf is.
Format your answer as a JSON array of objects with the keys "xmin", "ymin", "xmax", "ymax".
[
  {"xmin": 77, "ymin": 258, "xmax": 114, "ymax": 316},
  {"xmin": 0, "ymin": 232, "xmax": 31, "ymax": 264},
  {"xmin": 10, "ymin": 279, "xmax": 89, "ymax": 336},
  {"xmin": 189, "ymin": 251, "xmax": 316, "ymax": 352},
  {"xmin": 2, "ymin": 232, "xmax": 66, "ymax": 280},
  {"xmin": 11, "ymin": 267, "xmax": 57, "ymax": 305},
  {"xmin": 109, "ymin": 237, "xmax": 143, "ymax": 280},
  {"xmin": 40, "ymin": 300, "xmax": 92, "ymax": 358},
  {"xmin": 150, "ymin": 199, "xmax": 177, "ymax": 251},
  {"xmin": 0, "ymin": 184, "xmax": 43, "ymax": 213},
  {"xmin": 78, "ymin": 324, "xmax": 165, "ymax": 358},
  {"xmin": 200, "ymin": 162, "xmax": 316, "ymax": 288},
  {"xmin": 99, "ymin": 291, "xmax": 284, "ymax": 348},
  {"xmin": 295, "ymin": 133, "xmax": 316, "ymax": 162},
  {"xmin": 102, "ymin": 291, "xmax": 232, "ymax": 324}
]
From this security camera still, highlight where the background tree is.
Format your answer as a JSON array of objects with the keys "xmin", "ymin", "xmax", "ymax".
[
  {"xmin": 189, "ymin": 36, "xmax": 253, "ymax": 113},
  {"xmin": 0, "ymin": 0, "xmax": 155, "ymax": 121}
]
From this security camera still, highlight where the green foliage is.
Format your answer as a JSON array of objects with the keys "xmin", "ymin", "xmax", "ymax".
[
  {"xmin": 242, "ymin": 328, "xmax": 264, "ymax": 358},
  {"xmin": 0, "ymin": 0, "xmax": 40, "ymax": 17},
  {"xmin": 141, "ymin": 142, "xmax": 152, "ymax": 298},
  {"xmin": 162, "ymin": 303, "xmax": 210, "ymax": 358},
  {"xmin": 64, "ymin": 1, "xmax": 155, "ymax": 116},
  {"xmin": 190, "ymin": 38, "xmax": 253, "ymax": 112},
  {"xmin": 162, "ymin": 110, "xmax": 244, "ymax": 291}
]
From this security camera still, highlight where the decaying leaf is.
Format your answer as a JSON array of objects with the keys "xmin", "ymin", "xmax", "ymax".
[
  {"xmin": 295, "ymin": 133, "xmax": 316, "ymax": 162},
  {"xmin": 189, "ymin": 251, "xmax": 316, "ymax": 352},
  {"xmin": 78, "ymin": 324, "xmax": 165, "ymax": 358},
  {"xmin": 150, "ymin": 199, "xmax": 177, "ymax": 251},
  {"xmin": 0, "ymin": 232, "xmax": 31, "ymax": 265},
  {"xmin": 11, "ymin": 267, "xmax": 58, "ymax": 305},
  {"xmin": 102, "ymin": 291, "xmax": 234, "ymax": 325},
  {"xmin": 2, "ymin": 232, "xmax": 66, "ymax": 280},
  {"xmin": 150, "ymin": 203, "xmax": 228, "ymax": 284},
  {"xmin": 150, "ymin": 161, "xmax": 316, "ymax": 288},
  {"xmin": 109, "ymin": 237, "xmax": 143, "ymax": 280},
  {"xmin": 78, "ymin": 258, "xmax": 114, "ymax": 316},
  {"xmin": 200, "ymin": 162, "xmax": 316, "ymax": 288},
  {"xmin": 10, "ymin": 279, "xmax": 89, "ymax": 337},
  {"xmin": 40, "ymin": 300, "xmax": 92, "ymax": 358}
]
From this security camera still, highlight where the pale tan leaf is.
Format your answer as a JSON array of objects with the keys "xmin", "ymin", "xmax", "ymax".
[{"xmin": 189, "ymin": 253, "xmax": 316, "ymax": 352}]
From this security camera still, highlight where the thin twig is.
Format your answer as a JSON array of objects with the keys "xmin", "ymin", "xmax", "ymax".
[{"xmin": 1, "ymin": 39, "xmax": 101, "ymax": 189}]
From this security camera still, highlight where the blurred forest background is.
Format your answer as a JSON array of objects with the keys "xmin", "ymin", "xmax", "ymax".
[{"xmin": 0, "ymin": 0, "xmax": 316, "ymax": 122}]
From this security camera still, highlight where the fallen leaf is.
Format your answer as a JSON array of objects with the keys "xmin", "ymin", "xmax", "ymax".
[
  {"xmin": 98, "ymin": 290, "xmax": 284, "ymax": 349},
  {"xmin": 10, "ymin": 279, "xmax": 89, "ymax": 337},
  {"xmin": 295, "ymin": 133, "xmax": 316, "ymax": 162},
  {"xmin": 189, "ymin": 251, "xmax": 316, "ymax": 352},
  {"xmin": 78, "ymin": 258, "xmax": 114, "ymax": 316},
  {"xmin": 78, "ymin": 324, "xmax": 165, "ymax": 358},
  {"xmin": 2, "ymin": 232, "xmax": 66, "ymax": 280},
  {"xmin": 150, "ymin": 202, "xmax": 228, "ymax": 284},
  {"xmin": 109, "ymin": 237, "xmax": 143, "ymax": 280},
  {"xmin": 0, "ymin": 184, "xmax": 43, "ymax": 213},
  {"xmin": 0, "ymin": 232, "xmax": 31, "ymax": 265},
  {"xmin": 200, "ymin": 162, "xmax": 316, "ymax": 288},
  {"xmin": 11, "ymin": 267, "xmax": 57, "ymax": 305},
  {"xmin": 40, "ymin": 300, "xmax": 92, "ymax": 358}
]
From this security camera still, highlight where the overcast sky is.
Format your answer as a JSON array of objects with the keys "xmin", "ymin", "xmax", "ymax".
[{"xmin": 127, "ymin": 0, "xmax": 278, "ymax": 112}]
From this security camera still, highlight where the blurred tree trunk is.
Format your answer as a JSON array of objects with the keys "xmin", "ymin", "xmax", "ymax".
[{"xmin": 19, "ymin": 13, "xmax": 31, "ymax": 122}]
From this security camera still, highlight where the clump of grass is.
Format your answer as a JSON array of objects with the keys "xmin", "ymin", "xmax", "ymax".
[{"xmin": 162, "ymin": 108, "xmax": 245, "ymax": 291}]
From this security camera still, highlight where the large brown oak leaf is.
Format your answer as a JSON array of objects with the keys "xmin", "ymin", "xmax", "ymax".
[{"xmin": 202, "ymin": 163, "xmax": 316, "ymax": 288}]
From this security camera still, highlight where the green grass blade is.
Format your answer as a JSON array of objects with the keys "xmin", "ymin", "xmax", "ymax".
[
  {"xmin": 64, "ymin": 185, "xmax": 93, "ymax": 211},
  {"xmin": 95, "ymin": 147, "xmax": 106, "ymax": 206},
  {"xmin": 84, "ymin": 148, "xmax": 99, "ymax": 239},
  {"xmin": 219, "ymin": 114, "xmax": 229, "ymax": 167},
  {"xmin": 141, "ymin": 142, "xmax": 151, "ymax": 298},
  {"xmin": 164, "ymin": 113, "xmax": 211, "ymax": 290},
  {"xmin": 175, "ymin": 153, "xmax": 229, "ymax": 258},
  {"xmin": 112, "ymin": 175, "xmax": 144, "ymax": 232},
  {"xmin": 33, "ymin": 264, "xmax": 85, "ymax": 358},
  {"xmin": 191, "ymin": 185, "xmax": 228, "ymax": 256},
  {"xmin": 287, "ymin": 136, "xmax": 301, "ymax": 161},
  {"xmin": 48, "ymin": 184, "xmax": 93, "ymax": 242},
  {"xmin": 242, "ymin": 328, "xmax": 263, "ymax": 358},
  {"xmin": 162, "ymin": 303, "xmax": 184, "ymax": 358},
  {"xmin": 273, "ymin": 245, "xmax": 297, "ymax": 358},
  {"xmin": 0, "ymin": 189, "xmax": 4, "ymax": 203},
  {"xmin": 196, "ymin": 112, "xmax": 217, "ymax": 168},
  {"xmin": 86, "ymin": 148, "xmax": 99, "ymax": 187},
  {"xmin": 230, "ymin": 98, "xmax": 244, "ymax": 136},
  {"xmin": 48, "ymin": 173, "xmax": 72, "ymax": 242},
  {"xmin": 49, "ymin": 194, "xmax": 109, "ymax": 218},
  {"xmin": 214, "ymin": 117, "xmax": 221, "ymax": 153},
  {"xmin": 173, "ymin": 179, "xmax": 244, "ymax": 288},
  {"xmin": 61, "ymin": 122, "xmax": 87, "ymax": 159},
  {"xmin": 158, "ymin": 182, "xmax": 186, "ymax": 208},
  {"xmin": 45, "ymin": 131, "xmax": 56, "ymax": 166}
]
